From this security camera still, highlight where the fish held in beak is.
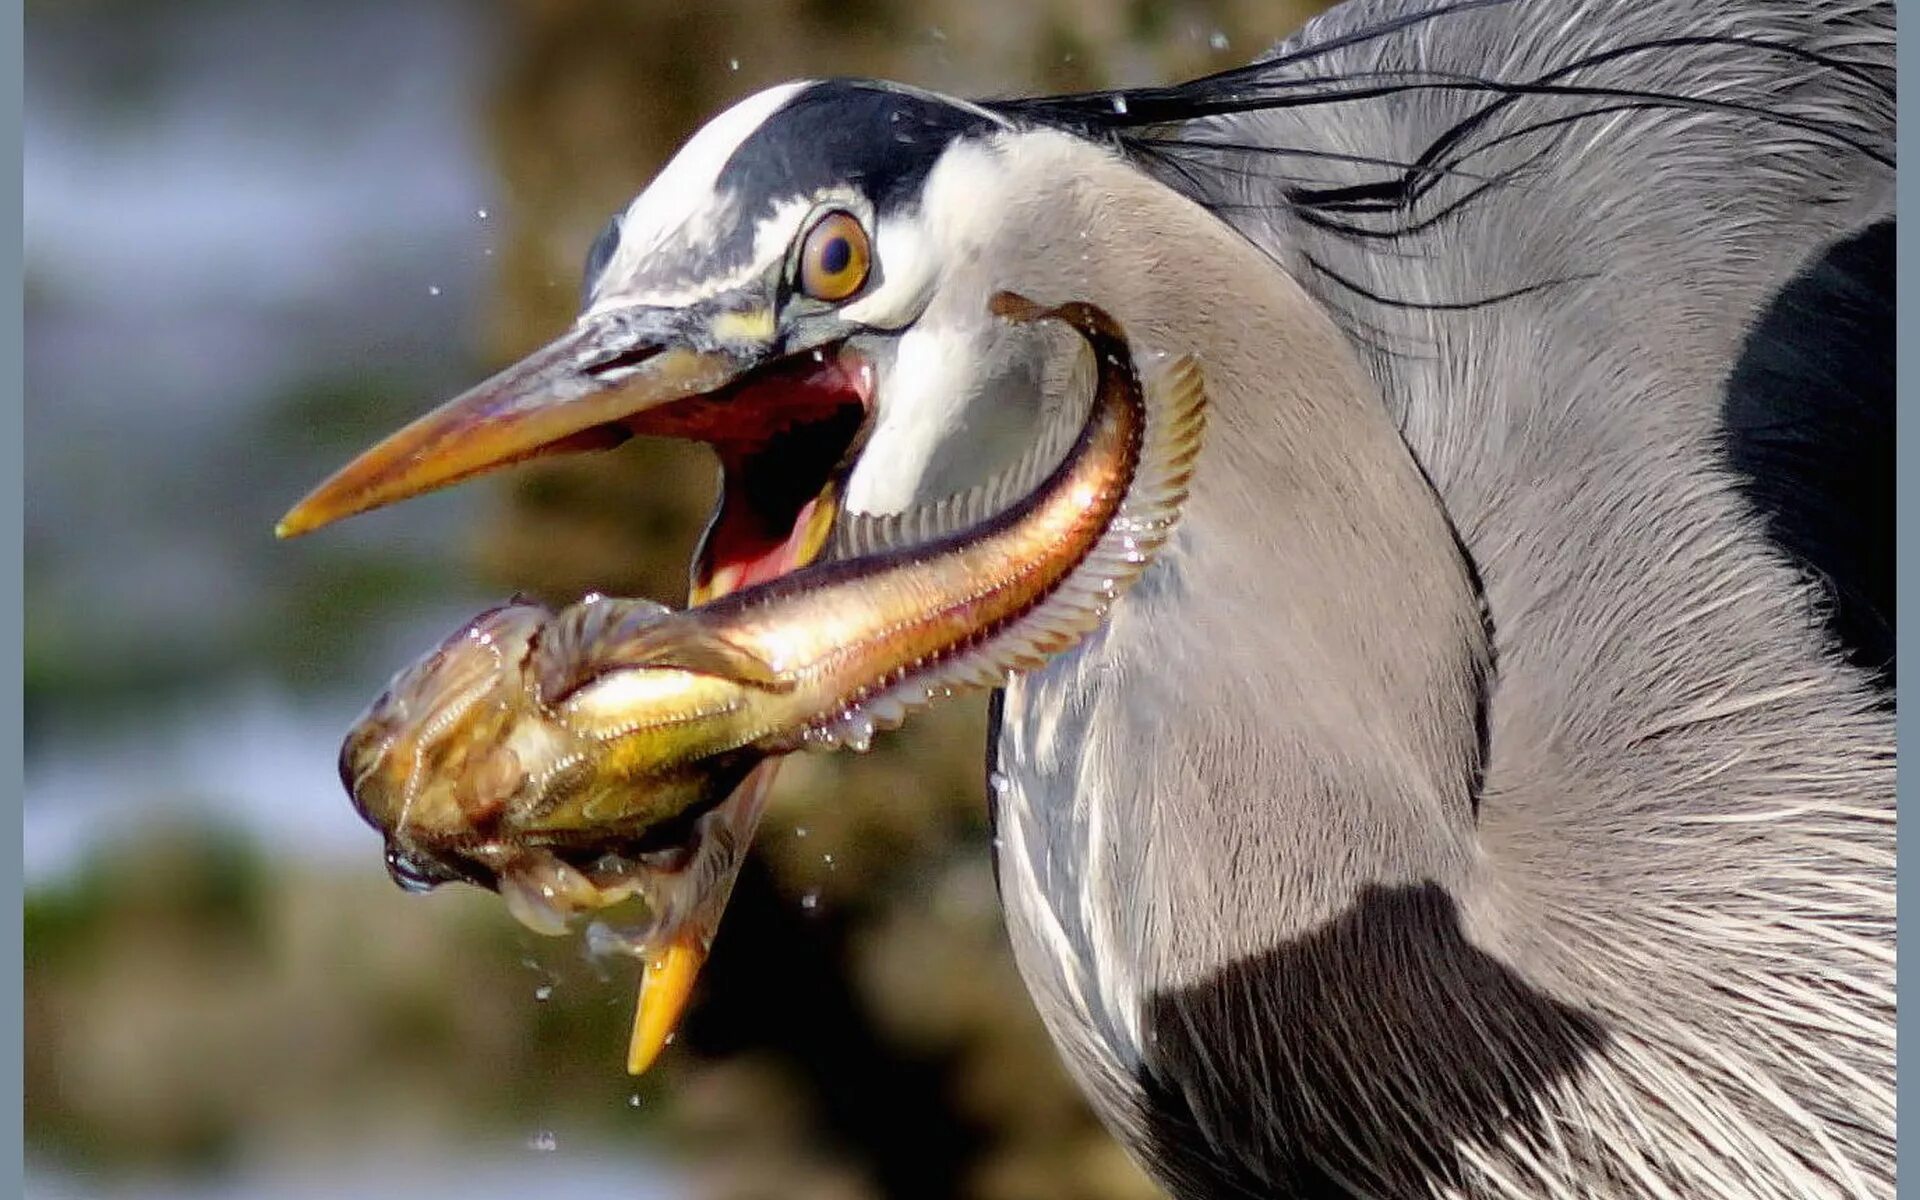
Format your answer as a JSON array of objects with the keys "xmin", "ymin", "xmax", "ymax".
[{"xmin": 333, "ymin": 295, "xmax": 1208, "ymax": 1072}]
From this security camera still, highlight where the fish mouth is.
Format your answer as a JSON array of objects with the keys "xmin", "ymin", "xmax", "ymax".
[
  {"xmin": 302, "ymin": 317, "xmax": 881, "ymax": 899},
  {"xmin": 312, "ymin": 290, "xmax": 1199, "ymax": 1078}
]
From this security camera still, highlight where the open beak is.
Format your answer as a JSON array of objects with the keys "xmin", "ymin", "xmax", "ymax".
[
  {"xmin": 277, "ymin": 304, "xmax": 769, "ymax": 539},
  {"xmin": 285, "ymin": 298, "xmax": 876, "ymax": 1072},
  {"xmin": 624, "ymin": 757, "xmax": 782, "ymax": 1074},
  {"xmin": 280, "ymin": 297, "xmax": 873, "ymax": 602}
]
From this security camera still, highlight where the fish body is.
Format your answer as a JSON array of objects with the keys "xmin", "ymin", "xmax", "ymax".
[{"xmin": 341, "ymin": 295, "xmax": 1205, "ymax": 908}]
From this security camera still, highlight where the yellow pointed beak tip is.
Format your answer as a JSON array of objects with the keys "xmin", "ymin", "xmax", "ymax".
[
  {"xmin": 627, "ymin": 937, "xmax": 706, "ymax": 1075},
  {"xmin": 274, "ymin": 497, "xmax": 329, "ymax": 540}
]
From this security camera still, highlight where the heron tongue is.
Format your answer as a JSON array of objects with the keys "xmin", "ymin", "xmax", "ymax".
[{"xmin": 693, "ymin": 489, "xmax": 839, "ymax": 604}]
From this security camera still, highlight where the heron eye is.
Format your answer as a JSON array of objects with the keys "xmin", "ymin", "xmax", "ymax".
[{"xmin": 798, "ymin": 210, "xmax": 871, "ymax": 303}]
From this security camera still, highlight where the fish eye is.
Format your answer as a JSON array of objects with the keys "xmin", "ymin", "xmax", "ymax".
[
  {"xmin": 385, "ymin": 845, "xmax": 461, "ymax": 893},
  {"xmin": 797, "ymin": 210, "xmax": 871, "ymax": 303}
]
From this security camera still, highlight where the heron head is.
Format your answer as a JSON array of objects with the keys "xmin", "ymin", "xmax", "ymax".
[{"xmin": 280, "ymin": 79, "xmax": 1119, "ymax": 601}]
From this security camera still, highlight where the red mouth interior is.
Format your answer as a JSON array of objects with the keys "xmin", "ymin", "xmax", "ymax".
[{"xmin": 626, "ymin": 348, "xmax": 872, "ymax": 599}]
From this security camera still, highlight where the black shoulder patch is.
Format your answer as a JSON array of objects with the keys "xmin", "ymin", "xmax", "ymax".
[
  {"xmin": 715, "ymin": 80, "xmax": 1003, "ymax": 221},
  {"xmin": 1723, "ymin": 219, "xmax": 1893, "ymax": 694},
  {"xmin": 1135, "ymin": 883, "xmax": 1609, "ymax": 1196}
]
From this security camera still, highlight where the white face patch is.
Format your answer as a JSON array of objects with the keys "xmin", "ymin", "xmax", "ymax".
[
  {"xmin": 843, "ymin": 133, "xmax": 1060, "ymax": 514},
  {"xmin": 587, "ymin": 82, "xmax": 809, "ymax": 311},
  {"xmin": 838, "ymin": 214, "xmax": 936, "ymax": 330},
  {"xmin": 843, "ymin": 321, "xmax": 980, "ymax": 513}
]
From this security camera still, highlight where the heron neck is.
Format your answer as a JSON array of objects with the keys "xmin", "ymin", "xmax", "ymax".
[{"xmin": 994, "ymin": 155, "xmax": 1492, "ymax": 975}]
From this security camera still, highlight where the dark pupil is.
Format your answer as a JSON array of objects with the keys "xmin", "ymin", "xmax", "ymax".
[
  {"xmin": 386, "ymin": 846, "xmax": 455, "ymax": 894},
  {"xmin": 819, "ymin": 235, "xmax": 852, "ymax": 275}
]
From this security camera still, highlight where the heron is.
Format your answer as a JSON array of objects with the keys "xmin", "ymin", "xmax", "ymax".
[{"xmin": 279, "ymin": 0, "xmax": 1895, "ymax": 1194}]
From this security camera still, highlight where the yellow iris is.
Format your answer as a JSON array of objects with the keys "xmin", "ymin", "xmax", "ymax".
[{"xmin": 798, "ymin": 210, "xmax": 870, "ymax": 302}]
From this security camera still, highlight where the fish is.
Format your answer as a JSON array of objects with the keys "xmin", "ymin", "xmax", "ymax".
[{"xmin": 336, "ymin": 292, "xmax": 1207, "ymax": 1068}]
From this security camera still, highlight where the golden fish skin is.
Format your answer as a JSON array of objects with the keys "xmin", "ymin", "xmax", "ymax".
[
  {"xmin": 341, "ymin": 294, "xmax": 1206, "ymax": 905},
  {"xmin": 340, "ymin": 597, "xmax": 757, "ymax": 893}
]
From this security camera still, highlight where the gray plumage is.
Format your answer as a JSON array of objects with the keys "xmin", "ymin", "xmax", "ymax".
[
  {"xmin": 976, "ymin": 2, "xmax": 1893, "ymax": 1196},
  {"xmin": 329, "ymin": 2, "xmax": 1895, "ymax": 1192}
]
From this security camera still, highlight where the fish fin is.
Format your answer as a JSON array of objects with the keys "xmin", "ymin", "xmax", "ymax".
[
  {"xmin": 810, "ymin": 351, "xmax": 1207, "ymax": 749},
  {"xmin": 535, "ymin": 597, "xmax": 792, "ymax": 703},
  {"xmin": 612, "ymin": 624, "xmax": 793, "ymax": 692}
]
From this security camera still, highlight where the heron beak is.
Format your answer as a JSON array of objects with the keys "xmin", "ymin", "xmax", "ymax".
[
  {"xmin": 276, "ymin": 303, "xmax": 771, "ymax": 539},
  {"xmin": 626, "ymin": 757, "xmax": 781, "ymax": 1074},
  {"xmin": 284, "ymin": 301, "xmax": 872, "ymax": 1072},
  {"xmin": 278, "ymin": 297, "xmax": 874, "ymax": 609}
]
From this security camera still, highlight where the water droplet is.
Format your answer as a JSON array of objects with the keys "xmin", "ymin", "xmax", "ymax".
[
  {"xmin": 427, "ymin": 284, "xmax": 442, "ymax": 297},
  {"xmin": 476, "ymin": 207, "xmax": 490, "ymax": 220},
  {"xmin": 822, "ymin": 853, "xmax": 836, "ymax": 870},
  {"xmin": 1209, "ymin": 30, "xmax": 1230, "ymax": 50},
  {"xmin": 628, "ymin": 1093, "xmax": 643, "ymax": 1108},
  {"xmin": 811, "ymin": 348, "xmax": 825, "ymax": 362},
  {"xmin": 801, "ymin": 891, "xmax": 820, "ymax": 910},
  {"xmin": 839, "ymin": 710, "xmax": 875, "ymax": 752},
  {"xmin": 795, "ymin": 826, "xmax": 809, "ymax": 839},
  {"xmin": 728, "ymin": 57, "xmax": 740, "ymax": 71},
  {"xmin": 528, "ymin": 1130, "xmax": 557, "ymax": 1152},
  {"xmin": 534, "ymin": 985, "xmax": 553, "ymax": 1002},
  {"xmin": 1111, "ymin": 95, "xmax": 1129, "ymax": 116}
]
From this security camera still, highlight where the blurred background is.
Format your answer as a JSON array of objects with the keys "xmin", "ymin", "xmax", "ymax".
[{"xmin": 25, "ymin": 1, "xmax": 1326, "ymax": 1196}]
